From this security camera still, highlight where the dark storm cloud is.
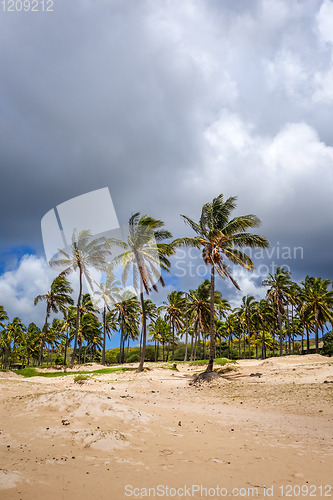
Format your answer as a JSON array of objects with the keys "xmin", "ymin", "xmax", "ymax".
[{"xmin": 1, "ymin": 0, "xmax": 333, "ymax": 323}]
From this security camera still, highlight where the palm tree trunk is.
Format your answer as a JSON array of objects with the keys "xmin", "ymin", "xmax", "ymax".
[
  {"xmin": 64, "ymin": 327, "xmax": 69, "ymax": 364},
  {"xmin": 228, "ymin": 332, "xmax": 231, "ymax": 360},
  {"xmin": 184, "ymin": 293, "xmax": 188, "ymax": 362},
  {"xmin": 315, "ymin": 310, "xmax": 319, "ymax": 354},
  {"xmin": 206, "ymin": 263, "xmax": 215, "ymax": 373},
  {"xmin": 255, "ymin": 332, "xmax": 258, "ymax": 359},
  {"xmin": 194, "ymin": 332, "xmax": 198, "ymax": 361},
  {"xmin": 203, "ymin": 331, "xmax": 206, "ymax": 360},
  {"xmin": 137, "ymin": 289, "xmax": 147, "ymax": 372},
  {"xmin": 190, "ymin": 331, "xmax": 194, "ymax": 361},
  {"xmin": 306, "ymin": 326, "xmax": 310, "ymax": 354},
  {"xmin": 291, "ymin": 305, "xmax": 295, "ymax": 355},
  {"xmin": 102, "ymin": 304, "xmax": 106, "ymax": 365},
  {"xmin": 171, "ymin": 320, "xmax": 175, "ymax": 361},
  {"xmin": 247, "ymin": 317, "xmax": 251, "ymax": 359},
  {"xmin": 38, "ymin": 309, "xmax": 49, "ymax": 366},
  {"xmin": 71, "ymin": 268, "xmax": 83, "ymax": 364},
  {"xmin": 139, "ymin": 325, "xmax": 143, "ymax": 356},
  {"xmin": 262, "ymin": 325, "xmax": 266, "ymax": 360},
  {"xmin": 125, "ymin": 337, "xmax": 130, "ymax": 362},
  {"xmin": 278, "ymin": 309, "xmax": 283, "ymax": 356},
  {"xmin": 119, "ymin": 322, "xmax": 124, "ymax": 364},
  {"xmin": 166, "ymin": 320, "xmax": 171, "ymax": 361}
]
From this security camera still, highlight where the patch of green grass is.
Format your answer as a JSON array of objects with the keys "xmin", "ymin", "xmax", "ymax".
[
  {"xmin": 74, "ymin": 374, "xmax": 90, "ymax": 384},
  {"xmin": 161, "ymin": 363, "xmax": 179, "ymax": 371},
  {"xmin": 0, "ymin": 369, "xmax": 9, "ymax": 372},
  {"xmin": 15, "ymin": 366, "xmax": 133, "ymax": 378}
]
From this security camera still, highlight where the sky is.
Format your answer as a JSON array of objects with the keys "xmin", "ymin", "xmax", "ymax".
[{"xmin": 1, "ymin": 0, "xmax": 333, "ymax": 339}]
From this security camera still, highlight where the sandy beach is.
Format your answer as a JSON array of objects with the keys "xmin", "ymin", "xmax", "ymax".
[{"xmin": 1, "ymin": 355, "xmax": 332, "ymax": 500}]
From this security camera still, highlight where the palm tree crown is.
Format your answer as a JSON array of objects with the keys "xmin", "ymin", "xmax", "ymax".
[{"xmin": 174, "ymin": 194, "xmax": 269, "ymax": 372}]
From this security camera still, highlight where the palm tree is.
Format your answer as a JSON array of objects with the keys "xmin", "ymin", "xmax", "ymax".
[
  {"xmin": 111, "ymin": 290, "xmax": 140, "ymax": 364},
  {"xmin": 139, "ymin": 299, "xmax": 158, "ymax": 356},
  {"xmin": 252, "ymin": 299, "xmax": 274, "ymax": 359},
  {"xmin": 235, "ymin": 295, "xmax": 257, "ymax": 359},
  {"xmin": 34, "ymin": 276, "xmax": 74, "ymax": 366},
  {"xmin": 79, "ymin": 313, "xmax": 102, "ymax": 363},
  {"xmin": 25, "ymin": 323, "xmax": 41, "ymax": 366},
  {"xmin": 299, "ymin": 277, "xmax": 333, "ymax": 353},
  {"xmin": 289, "ymin": 282, "xmax": 301, "ymax": 354},
  {"xmin": 108, "ymin": 213, "xmax": 174, "ymax": 371},
  {"xmin": 50, "ymin": 229, "xmax": 114, "ymax": 364},
  {"xmin": 3, "ymin": 317, "xmax": 25, "ymax": 368},
  {"xmin": 262, "ymin": 267, "xmax": 292, "ymax": 356},
  {"xmin": 93, "ymin": 274, "xmax": 122, "ymax": 365},
  {"xmin": 61, "ymin": 307, "xmax": 76, "ymax": 364},
  {"xmin": 149, "ymin": 317, "xmax": 170, "ymax": 362},
  {"xmin": 174, "ymin": 194, "xmax": 269, "ymax": 372},
  {"xmin": 162, "ymin": 291, "xmax": 186, "ymax": 361}
]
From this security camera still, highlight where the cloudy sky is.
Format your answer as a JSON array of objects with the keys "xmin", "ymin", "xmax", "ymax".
[{"xmin": 1, "ymin": 0, "xmax": 333, "ymax": 332}]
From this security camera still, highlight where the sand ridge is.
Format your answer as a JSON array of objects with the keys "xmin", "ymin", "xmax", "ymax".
[{"xmin": 0, "ymin": 354, "xmax": 332, "ymax": 499}]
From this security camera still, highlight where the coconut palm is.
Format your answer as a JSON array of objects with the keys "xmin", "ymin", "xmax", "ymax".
[
  {"xmin": 252, "ymin": 299, "xmax": 274, "ymax": 359},
  {"xmin": 93, "ymin": 274, "xmax": 122, "ymax": 365},
  {"xmin": 0, "ymin": 306, "xmax": 8, "ymax": 328},
  {"xmin": 148, "ymin": 316, "xmax": 170, "ymax": 362},
  {"xmin": 25, "ymin": 323, "xmax": 41, "ymax": 366},
  {"xmin": 110, "ymin": 290, "xmax": 140, "ymax": 364},
  {"xmin": 79, "ymin": 313, "xmax": 102, "ymax": 363},
  {"xmin": 299, "ymin": 277, "xmax": 333, "ymax": 353},
  {"xmin": 139, "ymin": 299, "xmax": 158, "ymax": 356},
  {"xmin": 162, "ymin": 291, "xmax": 186, "ymax": 361},
  {"xmin": 108, "ymin": 213, "xmax": 174, "ymax": 371},
  {"xmin": 288, "ymin": 282, "xmax": 302, "ymax": 354},
  {"xmin": 34, "ymin": 276, "xmax": 74, "ymax": 366},
  {"xmin": 2, "ymin": 317, "xmax": 25, "ymax": 368},
  {"xmin": 50, "ymin": 229, "xmax": 116, "ymax": 364},
  {"xmin": 235, "ymin": 295, "xmax": 257, "ymax": 359},
  {"xmin": 187, "ymin": 280, "xmax": 223, "ymax": 360},
  {"xmin": 262, "ymin": 267, "xmax": 292, "ymax": 356},
  {"xmin": 174, "ymin": 194, "xmax": 269, "ymax": 372}
]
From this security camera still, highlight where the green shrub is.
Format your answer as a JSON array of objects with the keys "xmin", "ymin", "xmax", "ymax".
[
  {"xmin": 74, "ymin": 374, "xmax": 90, "ymax": 384},
  {"xmin": 126, "ymin": 353, "xmax": 140, "ymax": 363},
  {"xmin": 321, "ymin": 331, "xmax": 333, "ymax": 356},
  {"xmin": 54, "ymin": 353, "xmax": 66, "ymax": 365},
  {"xmin": 144, "ymin": 346, "xmax": 155, "ymax": 362}
]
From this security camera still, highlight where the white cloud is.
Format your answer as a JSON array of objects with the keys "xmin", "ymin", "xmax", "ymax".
[
  {"xmin": 0, "ymin": 254, "xmax": 86, "ymax": 326},
  {"xmin": 316, "ymin": 0, "xmax": 333, "ymax": 45},
  {"xmin": 0, "ymin": 255, "xmax": 55, "ymax": 326}
]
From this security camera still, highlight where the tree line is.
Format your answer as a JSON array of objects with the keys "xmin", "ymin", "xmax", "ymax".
[{"xmin": 1, "ymin": 194, "xmax": 332, "ymax": 371}]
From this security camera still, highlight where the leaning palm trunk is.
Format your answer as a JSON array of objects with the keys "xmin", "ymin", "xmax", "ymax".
[
  {"xmin": 102, "ymin": 305, "xmax": 106, "ymax": 365},
  {"xmin": 206, "ymin": 263, "xmax": 215, "ymax": 373},
  {"xmin": 246, "ymin": 318, "xmax": 251, "ymax": 359},
  {"xmin": 38, "ymin": 309, "xmax": 49, "ymax": 366},
  {"xmin": 71, "ymin": 268, "xmax": 83, "ymax": 364},
  {"xmin": 262, "ymin": 325, "xmax": 266, "ymax": 360},
  {"xmin": 306, "ymin": 326, "xmax": 310, "ymax": 354},
  {"xmin": 291, "ymin": 305, "xmax": 295, "ymax": 355},
  {"xmin": 184, "ymin": 294, "xmax": 188, "ymax": 361},
  {"xmin": 171, "ymin": 321, "xmax": 175, "ymax": 361},
  {"xmin": 315, "ymin": 311, "xmax": 319, "ymax": 354},
  {"xmin": 190, "ymin": 332, "xmax": 195, "ymax": 361},
  {"xmin": 277, "ymin": 309, "xmax": 283, "ymax": 356},
  {"xmin": 137, "ymin": 290, "xmax": 147, "ymax": 372}
]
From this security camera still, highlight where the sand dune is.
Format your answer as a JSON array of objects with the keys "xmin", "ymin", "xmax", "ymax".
[{"xmin": 0, "ymin": 355, "xmax": 332, "ymax": 499}]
